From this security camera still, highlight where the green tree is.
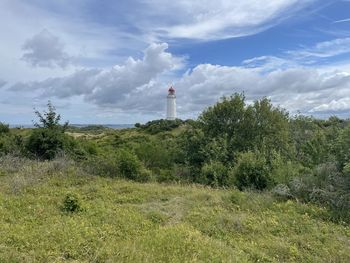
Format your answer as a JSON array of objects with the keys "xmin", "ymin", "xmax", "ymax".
[
  {"xmin": 33, "ymin": 101, "xmax": 68, "ymax": 131},
  {"xmin": 199, "ymin": 93, "xmax": 246, "ymax": 140},
  {"xmin": 198, "ymin": 94, "xmax": 291, "ymax": 163},
  {"xmin": 249, "ymin": 98, "xmax": 290, "ymax": 156},
  {"xmin": 26, "ymin": 101, "xmax": 70, "ymax": 160}
]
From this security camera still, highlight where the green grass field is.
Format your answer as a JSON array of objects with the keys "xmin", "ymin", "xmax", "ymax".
[{"xmin": 0, "ymin": 158, "xmax": 349, "ymax": 262}]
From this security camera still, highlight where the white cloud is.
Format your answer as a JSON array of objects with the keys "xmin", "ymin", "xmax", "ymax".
[
  {"xmin": 173, "ymin": 63, "xmax": 350, "ymax": 115},
  {"xmin": 310, "ymin": 97, "xmax": 350, "ymax": 113},
  {"xmin": 22, "ymin": 29, "xmax": 72, "ymax": 68},
  {"xmin": 287, "ymin": 38, "xmax": 350, "ymax": 60},
  {"xmin": 149, "ymin": 0, "xmax": 313, "ymax": 40},
  {"xmin": 333, "ymin": 18, "xmax": 350, "ymax": 24},
  {"xmin": 10, "ymin": 43, "xmax": 184, "ymax": 111}
]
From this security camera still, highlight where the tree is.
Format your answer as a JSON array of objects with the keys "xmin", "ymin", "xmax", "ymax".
[
  {"xmin": 33, "ymin": 101, "xmax": 68, "ymax": 131},
  {"xmin": 26, "ymin": 101, "xmax": 70, "ymax": 160},
  {"xmin": 198, "ymin": 94, "xmax": 291, "ymax": 163},
  {"xmin": 199, "ymin": 93, "xmax": 246, "ymax": 140},
  {"xmin": 249, "ymin": 98, "xmax": 290, "ymax": 157}
]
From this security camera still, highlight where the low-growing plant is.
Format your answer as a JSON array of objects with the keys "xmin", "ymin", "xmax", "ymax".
[{"xmin": 62, "ymin": 193, "xmax": 81, "ymax": 213}]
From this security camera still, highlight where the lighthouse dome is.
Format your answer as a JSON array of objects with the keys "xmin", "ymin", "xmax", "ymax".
[{"xmin": 168, "ymin": 86, "xmax": 175, "ymax": 95}]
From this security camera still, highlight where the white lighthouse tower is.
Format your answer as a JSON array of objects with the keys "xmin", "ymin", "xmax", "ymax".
[{"xmin": 166, "ymin": 86, "xmax": 176, "ymax": 120}]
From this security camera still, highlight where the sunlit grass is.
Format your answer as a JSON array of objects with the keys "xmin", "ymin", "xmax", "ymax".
[{"xmin": 0, "ymin": 158, "xmax": 349, "ymax": 262}]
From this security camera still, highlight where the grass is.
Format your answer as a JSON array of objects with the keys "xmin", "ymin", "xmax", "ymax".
[{"xmin": 0, "ymin": 157, "xmax": 349, "ymax": 262}]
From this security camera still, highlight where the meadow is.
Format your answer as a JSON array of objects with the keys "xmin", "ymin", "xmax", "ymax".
[{"xmin": 0, "ymin": 156, "xmax": 349, "ymax": 262}]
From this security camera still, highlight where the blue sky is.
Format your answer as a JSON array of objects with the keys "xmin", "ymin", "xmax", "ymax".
[{"xmin": 0, "ymin": 0, "xmax": 350, "ymax": 124}]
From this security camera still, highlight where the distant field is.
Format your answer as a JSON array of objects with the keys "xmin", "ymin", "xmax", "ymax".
[{"xmin": 0, "ymin": 158, "xmax": 349, "ymax": 262}]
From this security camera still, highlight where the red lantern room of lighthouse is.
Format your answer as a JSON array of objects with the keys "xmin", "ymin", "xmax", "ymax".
[{"xmin": 168, "ymin": 86, "xmax": 175, "ymax": 95}]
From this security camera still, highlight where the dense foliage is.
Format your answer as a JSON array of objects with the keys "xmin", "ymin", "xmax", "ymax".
[{"xmin": 26, "ymin": 101, "xmax": 71, "ymax": 160}]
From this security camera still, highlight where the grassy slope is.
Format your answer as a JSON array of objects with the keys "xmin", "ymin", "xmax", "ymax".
[{"xmin": 0, "ymin": 160, "xmax": 349, "ymax": 263}]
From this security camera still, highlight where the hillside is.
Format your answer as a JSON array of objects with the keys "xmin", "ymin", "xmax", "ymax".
[{"xmin": 0, "ymin": 157, "xmax": 349, "ymax": 262}]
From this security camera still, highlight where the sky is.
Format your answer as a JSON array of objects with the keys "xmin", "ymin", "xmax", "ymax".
[{"xmin": 1, "ymin": 0, "xmax": 350, "ymax": 124}]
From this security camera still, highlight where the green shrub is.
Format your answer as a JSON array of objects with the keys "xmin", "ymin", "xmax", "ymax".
[
  {"xmin": 68, "ymin": 139, "xmax": 98, "ymax": 161},
  {"xmin": 62, "ymin": 193, "xmax": 81, "ymax": 213},
  {"xmin": 231, "ymin": 151, "xmax": 272, "ymax": 190},
  {"xmin": 138, "ymin": 119, "xmax": 184, "ymax": 134},
  {"xmin": 26, "ymin": 101, "xmax": 71, "ymax": 160},
  {"xmin": 84, "ymin": 154, "xmax": 119, "ymax": 177},
  {"xmin": 117, "ymin": 150, "xmax": 150, "ymax": 182},
  {"xmin": 0, "ymin": 135, "xmax": 16, "ymax": 155},
  {"xmin": 335, "ymin": 124, "xmax": 350, "ymax": 167},
  {"xmin": 288, "ymin": 162, "xmax": 350, "ymax": 222},
  {"xmin": 0, "ymin": 122, "xmax": 9, "ymax": 134},
  {"xmin": 344, "ymin": 162, "xmax": 350, "ymax": 174},
  {"xmin": 200, "ymin": 161, "xmax": 229, "ymax": 187},
  {"xmin": 26, "ymin": 128, "xmax": 68, "ymax": 160},
  {"xmin": 0, "ymin": 133, "xmax": 25, "ymax": 156},
  {"xmin": 156, "ymin": 169, "xmax": 173, "ymax": 183},
  {"xmin": 269, "ymin": 151, "xmax": 302, "ymax": 184},
  {"xmin": 134, "ymin": 140, "xmax": 173, "ymax": 169}
]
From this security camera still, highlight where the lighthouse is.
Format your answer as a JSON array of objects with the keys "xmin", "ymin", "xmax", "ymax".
[{"xmin": 166, "ymin": 86, "xmax": 176, "ymax": 120}]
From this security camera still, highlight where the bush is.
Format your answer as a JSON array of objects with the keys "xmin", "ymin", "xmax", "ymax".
[
  {"xmin": 117, "ymin": 150, "xmax": 150, "ymax": 182},
  {"xmin": 288, "ymin": 162, "xmax": 350, "ymax": 222},
  {"xmin": 269, "ymin": 151, "xmax": 303, "ymax": 184},
  {"xmin": 0, "ymin": 133, "xmax": 25, "ymax": 156},
  {"xmin": 62, "ymin": 193, "xmax": 81, "ymax": 213},
  {"xmin": 200, "ymin": 161, "xmax": 229, "ymax": 187},
  {"xmin": 134, "ymin": 140, "xmax": 173, "ymax": 169},
  {"xmin": 0, "ymin": 122, "xmax": 9, "ymax": 134},
  {"xmin": 335, "ymin": 124, "xmax": 350, "ymax": 167},
  {"xmin": 26, "ymin": 128, "xmax": 69, "ymax": 160},
  {"xmin": 272, "ymin": 184, "xmax": 293, "ymax": 200},
  {"xmin": 344, "ymin": 162, "xmax": 350, "ymax": 174},
  {"xmin": 231, "ymin": 151, "xmax": 272, "ymax": 190},
  {"xmin": 26, "ymin": 101, "xmax": 71, "ymax": 160},
  {"xmin": 138, "ymin": 119, "xmax": 184, "ymax": 134},
  {"xmin": 84, "ymin": 154, "xmax": 119, "ymax": 177}
]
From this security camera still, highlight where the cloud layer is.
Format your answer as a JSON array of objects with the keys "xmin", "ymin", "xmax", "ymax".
[
  {"xmin": 21, "ymin": 29, "xmax": 72, "ymax": 68},
  {"xmin": 175, "ymin": 63, "xmax": 350, "ymax": 114},
  {"xmin": 8, "ymin": 41, "xmax": 350, "ymax": 117},
  {"xmin": 1, "ymin": 0, "xmax": 349, "ymax": 123},
  {"xmin": 147, "ymin": 0, "xmax": 314, "ymax": 40},
  {"xmin": 11, "ymin": 43, "xmax": 183, "ymax": 111}
]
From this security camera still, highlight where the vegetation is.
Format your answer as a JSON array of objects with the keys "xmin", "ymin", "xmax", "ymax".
[
  {"xmin": 26, "ymin": 101, "xmax": 71, "ymax": 160},
  {"xmin": 0, "ymin": 157, "xmax": 349, "ymax": 262},
  {"xmin": 1, "ymin": 95, "xmax": 350, "ymax": 261}
]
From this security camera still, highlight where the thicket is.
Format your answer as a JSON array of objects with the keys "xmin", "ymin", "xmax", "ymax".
[
  {"xmin": 135, "ymin": 119, "xmax": 184, "ymax": 134},
  {"xmin": 1, "ymin": 95, "xmax": 350, "ymax": 222}
]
